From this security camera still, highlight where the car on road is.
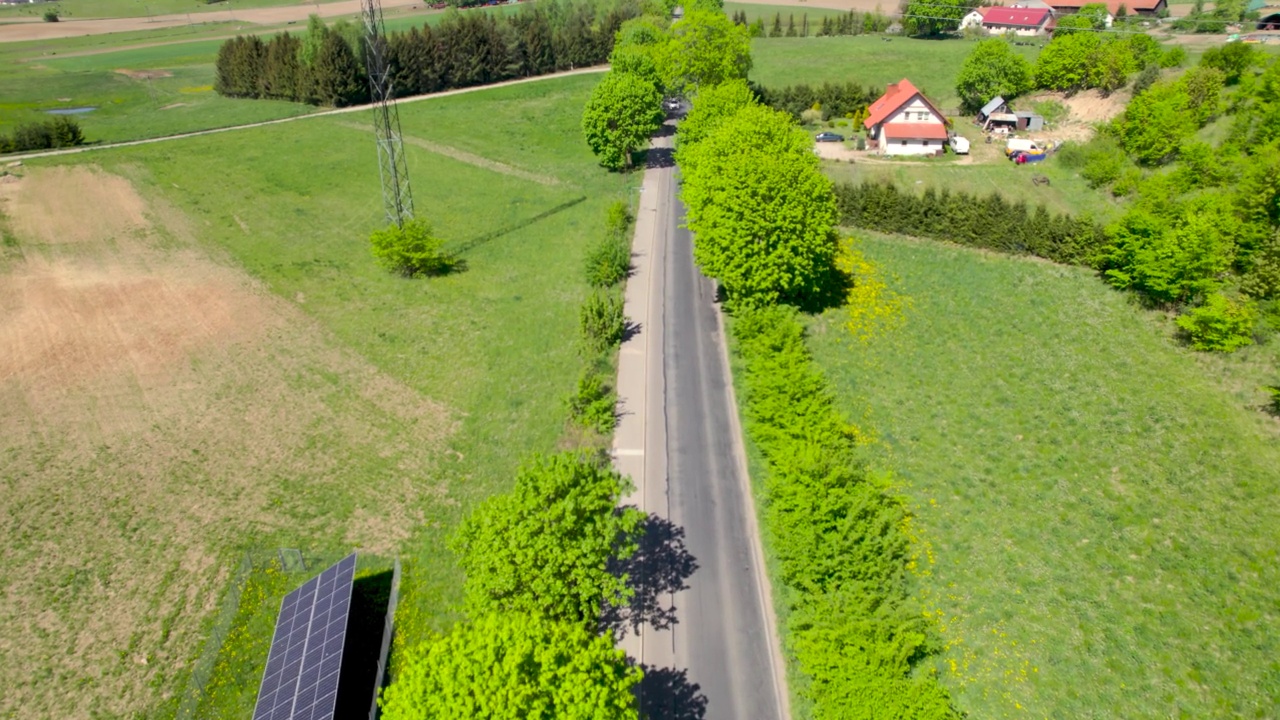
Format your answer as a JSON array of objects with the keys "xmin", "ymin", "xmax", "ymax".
[
  {"xmin": 663, "ymin": 97, "xmax": 682, "ymax": 111},
  {"xmin": 815, "ymin": 132, "xmax": 845, "ymax": 143}
]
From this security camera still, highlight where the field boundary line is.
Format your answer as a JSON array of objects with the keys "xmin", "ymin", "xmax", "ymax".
[{"xmin": 2, "ymin": 66, "xmax": 607, "ymax": 162}]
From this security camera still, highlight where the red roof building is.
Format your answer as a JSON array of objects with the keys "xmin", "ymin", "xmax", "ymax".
[
  {"xmin": 863, "ymin": 79, "xmax": 949, "ymax": 156},
  {"xmin": 1048, "ymin": 0, "xmax": 1166, "ymax": 16},
  {"xmin": 982, "ymin": 6, "xmax": 1055, "ymax": 32}
]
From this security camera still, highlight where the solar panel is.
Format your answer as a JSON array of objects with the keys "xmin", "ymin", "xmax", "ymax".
[{"xmin": 253, "ymin": 553, "xmax": 357, "ymax": 720}]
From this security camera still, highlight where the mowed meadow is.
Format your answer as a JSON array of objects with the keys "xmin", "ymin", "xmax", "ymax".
[
  {"xmin": 0, "ymin": 71, "xmax": 629, "ymax": 718},
  {"xmin": 806, "ymin": 234, "xmax": 1280, "ymax": 718}
]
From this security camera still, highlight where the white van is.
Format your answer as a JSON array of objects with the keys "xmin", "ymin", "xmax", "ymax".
[
  {"xmin": 949, "ymin": 135, "xmax": 970, "ymax": 155},
  {"xmin": 1005, "ymin": 138, "xmax": 1043, "ymax": 157}
]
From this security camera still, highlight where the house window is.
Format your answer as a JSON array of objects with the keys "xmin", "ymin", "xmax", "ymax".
[
  {"xmin": 900, "ymin": 140, "xmax": 907, "ymax": 146},
  {"xmin": 923, "ymin": 140, "xmax": 929, "ymax": 147}
]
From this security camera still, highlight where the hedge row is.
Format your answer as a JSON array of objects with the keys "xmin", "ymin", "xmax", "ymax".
[
  {"xmin": 214, "ymin": 1, "xmax": 637, "ymax": 107},
  {"xmin": 733, "ymin": 306, "xmax": 956, "ymax": 720},
  {"xmin": 753, "ymin": 81, "xmax": 874, "ymax": 123},
  {"xmin": 834, "ymin": 180, "xmax": 1109, "ymax": 267},
  {"xmin": 0, "ymin": 117, "xmax": 84, "ymax": 154}
]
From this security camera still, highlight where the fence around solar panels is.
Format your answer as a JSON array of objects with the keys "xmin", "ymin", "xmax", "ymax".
[{"xmin": 174, "ymin": 549, "xmax": 399, "ymax": 720}]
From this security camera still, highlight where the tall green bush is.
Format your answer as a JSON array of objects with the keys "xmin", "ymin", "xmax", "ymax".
[
  {"xmin": 732, "ymin": 306, "xmax": 957, "ymax": 720},
  {"xmin": 369, "ymin": 219, "xmax": 455, "ymax": 277},
  {"xmin": 584, "ymin": 202, "xmax": 633, "ymax": 288},
  {"xmin": 1176, "ymin": 292, "xmax": 1257, "ymax": 351},
  {"xmin": 579, "ymin": 291, "xmax": 626, "ymax": 351}
]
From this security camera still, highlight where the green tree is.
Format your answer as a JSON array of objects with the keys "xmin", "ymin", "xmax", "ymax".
[
  {"xmin": 1201, "ymin": 41, "xmax": 1259, "ymax": 85},
  {"xmin": 1179, "ymin": 65, "xmax": 1225, "ymax": 125},
  {"xmin": 1088, "ymin": 37, "xmax": 1139, "ymax": 93},
  {"xmin": 1114, "ymin": 78, "xmax": 1196, "ymax": 164},
  {"xmin": 379, "ymin": 613, "xmax": 642, "ymax": 720},
  {"xmin": 369, "ymin": 219, "xmax": 455, "ymax": 277},
  {"xmin": 1176, "ymin": 293, "xmax": 1257, "ymax": 351},
  {"xmin": 680, "ymin": 104, "xmax": 839, "ymax": 307},
  {"xmin": 901, "ymin": 0, "xmax": 972, "ymax": 36},
  {"xmin": 310, "ymin": 32, "xmax": 366, "ymax": 106},
  {"xmin": 451, "ymin": 453, "xmax": 644, "ymax": 624},
  {"xmin": 1035, "ymin": 32, "xmax": 1101, "ymax": 91},
  {"xmin": 955, "ymin": 39, "xmax": 1034, "ymax": 113},
  {"xmin": 582, "ymin": 71, "xmax": 664, "ymax": 170},
  {"xmin": 1077, "ymin": 2, "xmax": 1113, "ymax": 28},
  {"xmin": 1103, "ymin": 200, "xmax": 1238, "ymax": 303},
  {"xmin": 299, "ymin": 13, "xmax": 329, "ymax": 68},
  {"xmin": 674, "ymin": 77, "xmax": 757, "ymax": 152},
  {"xmin": 1050, "ymin": 13, "xmax": 1095, "ymax": 36},
  {"xmin": 609, "ymin": 43, "xmax": 665, "ymax": 93},
  {"xmin": 660, "ymin": 10, "xmax": 752, "ymax": 93}
]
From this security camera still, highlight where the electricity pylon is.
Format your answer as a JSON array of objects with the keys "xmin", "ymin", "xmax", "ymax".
[{"xmin": 361, "ymin": 0, "xmax": 414, "ymax": 227}]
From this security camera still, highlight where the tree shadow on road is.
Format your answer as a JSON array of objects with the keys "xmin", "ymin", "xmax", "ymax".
[
  {"xmin": 639, "ymin": 665, "xmax": 708, "ymax": 720},
  {"xmin": 603, "ymin": 514, "xmax": 698, "ymax": 636}
]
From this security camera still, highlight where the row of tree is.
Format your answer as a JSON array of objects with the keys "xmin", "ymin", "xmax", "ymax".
[
  {"xmin": 215, "ymin": 0, "xmax": 644, "ymax": 107},
  {"xmin": 753, "ymin": 80, "xmax": 875, "ymax": 122},
  {"xmin": 0, "ymin": 117, "xmax": 84, "ymax": 155},
  {"xmin": 380, "ymin": 453, "xmax": 645, "ymax": 719},
  {"xmin": 834, "ymin": 181, "xmax": 1109, "ymax": 267},
  {"xmin": 581, "ymin": 4, "xmax": 752, "ymax": 170},
  {"xmin": 954, "ymin": 32, "xmax": 1182, "ymax": 114},
  {"xmin": 729, "ymin": 9, "xmax": 893, "ymax": 37},
  {"xmin": 671, "ymin": 42, "xmax": 959, "ymax": 717}
]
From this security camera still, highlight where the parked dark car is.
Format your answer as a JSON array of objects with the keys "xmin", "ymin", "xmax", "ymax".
[{"xmin": 815, "ymin": 132, "xmax": 845, "ymax": 143}]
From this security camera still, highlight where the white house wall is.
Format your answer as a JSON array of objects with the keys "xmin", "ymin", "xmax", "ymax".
[
  {"xmin": 886, "ymin": 98, "xmax": 945, "ymax": 125},
  {"xmin": 984, "ymin": 23, "xmax": 1047, "ymax": 35},
  {"xmin": 884, "ymin": 138, "xmax": 940, "ymax": 156}
]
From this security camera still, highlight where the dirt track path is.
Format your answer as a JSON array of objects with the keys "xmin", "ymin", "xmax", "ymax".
[
  {"xmin": 3, "ymin": 66, "xmax": 607, "ymax": 162},
  {"xmin": 0, "ymin": 0, "xmax": 422, "ymax": 43}
]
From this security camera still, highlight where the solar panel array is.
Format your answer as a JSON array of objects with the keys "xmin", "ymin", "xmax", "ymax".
[{"xmin": 253, "ymin": 553, "xmax": 357, "ymax": 720}]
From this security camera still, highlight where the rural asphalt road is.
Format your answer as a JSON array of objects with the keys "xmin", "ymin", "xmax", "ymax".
[{"xmin": 654, "ymin": 145, "xmax": 786, "ymax": 720}]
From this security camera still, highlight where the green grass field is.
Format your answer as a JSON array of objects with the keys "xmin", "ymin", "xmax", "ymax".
[
  {"xmin": 0, "ymin": 4, "xmax": 520, "ymax": 144},
  {"xmin": 0, "ymin": 0, "xmax": 348, "ymax": 21},
  {"xmin": 751, "ymin": 35, "xmax": 1043, "ymax": 111},
  {"xmin": 804, "ymin": 233, "xmax": 1280, "ymax": 719},
  {"xmin": 1, "ymin": 71, "xmax": 632, "ymax": 719}
]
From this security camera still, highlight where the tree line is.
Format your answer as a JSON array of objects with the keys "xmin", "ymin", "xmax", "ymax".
[
  {"xmin": 0, "ymin": 117, "xmax": 84, "ymax": 155},
  {"xmin": 833, "ymin": 181, "xmax": 1109, "ymax": 267},
  {"xmin": 954, "ymin": 30, "xmax": 1185, "ymax": 114},
  {"xmin": 729, "ymin": 9, "xmax": 893, "ymax": 37},
  {"xmin": 215, "ymin": 0, "xmax": 642, "ymax": 107},
  {"xmin": 670, "ymin": 36, "xmax": 960, "ymax": 713},
  {"xmin": 752, "ymin": 80, "xmax": 874, "ymax": 122}
]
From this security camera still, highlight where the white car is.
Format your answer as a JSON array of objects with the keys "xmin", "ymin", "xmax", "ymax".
[{"xmin": 949, "ymin": 135, "xmax": 970, "ymax": 155}]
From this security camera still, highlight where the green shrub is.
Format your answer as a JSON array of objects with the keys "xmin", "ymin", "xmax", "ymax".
[
  {"xmin": 1263, "ymin": 384, "xmax": 1280, "ymax": 416},
  {"xmin": 566, "ymin": 370, "xmax": 617, "ymax": 434},
  {"xmin": 579, "ymin": 291, "xmax": 626, "ymax": 351},
  {"xmin": 369, "ymin": 219, "xmax": 455, "ymax": 277},
  {"xmin": 584, "ymin": 202, "xmax": 634, "ymax": 288},
  {"xmin": 42, "ymin": 9, "xmax": 59, "ymax": 22},
  {"xmin": 49, "ymin": 117, "xmax": 83, "ymax": 147},
  {"xmin": 1161, "ymin": 45, "xmax": 1188, "ymax": 68},
  {"xmin": 1081, "ymin": 141, "xmax": 1128, "ymax": 188},
  {"xmin": 1176, "ymin": 292, "xmax": 1257, "ymax": 352},
  {"xmin": 1, "ymin": 118, "xmax": 85, "ymax": 154},
  {"xmin": 1242, "ymin": 233, "xmax": 1280, "ymax": 300},
  {"xmin": 732, "ymin": 306, "xmax": 958, "ymax": 720}
]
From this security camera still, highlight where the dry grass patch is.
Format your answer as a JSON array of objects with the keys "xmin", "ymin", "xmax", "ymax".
[{"xmin": 0, "ymin": 166, "xmax": 454, "ymax": 719}]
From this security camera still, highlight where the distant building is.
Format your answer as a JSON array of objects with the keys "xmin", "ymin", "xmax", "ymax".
[
  {"xmin": 863, "ymin": 79, "xmax": 949, "ymax": 156},
  {"xmin": 982, "ymin": 5, "xmax": 1056, "ymax": 34},
  {"xmin": 1048, "ymin": 0, "xmax": 1167, "ymax": 18}
]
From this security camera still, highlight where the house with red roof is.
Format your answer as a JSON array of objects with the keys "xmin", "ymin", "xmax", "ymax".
[
  {"xmin": 862, "ymin": 79, "xmax": 949, "ymax": 156},
  {"xmin": 982, "ymin": 5, "xmax": 1056, "ymax": 33}
]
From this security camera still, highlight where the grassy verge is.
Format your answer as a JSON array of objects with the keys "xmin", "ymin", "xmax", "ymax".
[
  {"xmin": 2, "ymin": 71, "xmax": 634, "ymax": 719},
  {"xmin": 0, "ymin": 0, "xmax": 350, "ymax": 21},
  {"xmin": 805, "ymin": 232, "xmax": 1280, "ymax": 718}
]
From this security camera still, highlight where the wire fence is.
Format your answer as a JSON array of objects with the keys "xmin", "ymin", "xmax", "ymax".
[{"xmin": 173, "ymin": 548, "xmax": 381, "ymax": 720}]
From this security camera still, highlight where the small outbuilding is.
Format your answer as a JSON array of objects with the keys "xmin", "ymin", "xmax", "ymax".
[
  {"xmin": 1015, "ymin": 111, "xmax": 1045, "ymax": 131},
  {"xmin": 977, "ymin": 96, "xmax": 1008, "ymax": 125}
]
